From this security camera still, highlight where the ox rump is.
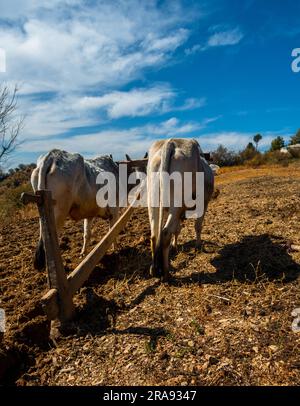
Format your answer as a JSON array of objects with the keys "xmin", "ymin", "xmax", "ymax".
[{"xmin": 147, "ymin": 138, "xmax": 215, "ymax": 280}]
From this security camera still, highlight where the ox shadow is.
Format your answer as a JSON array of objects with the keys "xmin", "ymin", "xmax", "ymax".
[
  {"xmin": 85, "ymin": 245, "xmax": 153, "ymax": 288},
  {"xmin": 171, "ymin": 234, "xmax": 300, "ymax": 286},
  {"xmin": 170, "ymin": 238, "xmax": 220, "ymax": 258}
]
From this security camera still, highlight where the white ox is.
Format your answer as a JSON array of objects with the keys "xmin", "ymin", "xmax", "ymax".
[
  {"xmin": 147, "ymin": 138, "xmax": 214, "ymax": 280},
  {"xmin": 31, "ymin": 149, "xmax": 120, "ymax": 270}
]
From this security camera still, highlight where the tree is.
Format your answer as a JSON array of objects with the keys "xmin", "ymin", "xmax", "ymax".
[
  {"xmin": 0, "ymin": 85, "xmax": 23, "ymax": 165},
  {"xmin": 270, "ymin": 136, "xmax": 285, "ymax": 152},
  {"xmin": 0, "ymin": 168, "xmax": 6, "ymax": 181},
  {"xmin": 253, "ymin": 134, "xmax": 262, "ymax": 151},
  {"xmin": 240, "ymin": 142, "xmax": 257, "ymax": 162},
  {"xmin": 289, "ymin": 129, "xmax": 300, "ymax": 145},
  {"xmin": 246, "ymin": 142, "xmax": 255, "ymax": 151},
  {"xmin": 211, "ymin": 145, "xmax": 241, "ymax": 167}
]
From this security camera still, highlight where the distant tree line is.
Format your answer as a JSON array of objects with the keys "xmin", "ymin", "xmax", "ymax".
[
  {"xmin": 211, "ymin": 129, "xmax": 300, "ymax": 167},
  {"xmin": 0, "ymin": 162, "xmax": 36, "ymax": 182}
]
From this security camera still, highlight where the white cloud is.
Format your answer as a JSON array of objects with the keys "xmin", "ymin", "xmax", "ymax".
[
  {"xmin": 185, "ymin": 27, "xmax": 244, "ymax": 55},
  {"xmin": 185, "ymin": 44, "xmax": 202, "ymax": 55},
  {"xmin": 0, "ymin": 0, "xmax": 206, "ymax": 158},
  {"xmin": 15, "ymin": 128, "xmax": 292, "ymax": 167},
  {"xmin": 18, "ymin": 93, "xmax": 98, "ymax": 139},
  {"xmin": 146, "ymin": 117, "xmax": 201, "ymax": 136},
  {"xmin": 0, "ymin": 1, "xmax": 196, "ymax": 94},
  {"xmin": 77, "ymin": 85, "xmax": 175, "ymax": 118},
  {"xmin": 142, "ymin": 28, "xmax": 189, "ymax": 52},
  {"xmin": 77, "ymin": 86, "xmax": 205, "ymax": 119},
  {"xmin": 207, "ymin": 27, "xmax": 244, "ymax": 48},
  {"xmin": 18, "ymin": 116, "xmax": 209, "ymax": 158},
  {"xmin": 15, "ymin": 84, "xmax": 206, "ymax": 143},
  {"xmin": 198, "ymin": 132, "xmax": 253, "ymax": 150},
  {"xmin": 176, "ymin": 97, "xmax": 206, "ymax": 111}
]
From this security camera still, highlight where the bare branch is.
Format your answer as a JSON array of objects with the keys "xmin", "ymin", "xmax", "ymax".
[{"xmin": 0, "ymin": 84, "xmax": 23, "ymax": 165}]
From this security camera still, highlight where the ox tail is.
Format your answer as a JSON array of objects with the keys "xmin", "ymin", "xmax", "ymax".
[
  {"xmin": 154, "ymin": 139, "xmax": 175, "ymax": 276},
  {"xmin": 34, "ymin": 152, "xmax": 54, "ymax": 271},
  {"xmin": 37, "ymin": 151, "xmax": 54, "ymax": 190}
]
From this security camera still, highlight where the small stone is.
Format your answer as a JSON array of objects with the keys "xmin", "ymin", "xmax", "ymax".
[
  {"xmin": 83, "ymin": 343, "xmax": 90, "ymax": 352},
  {"xmin": 208, "ymin": 356, "xmax": 219, "ymax": 366}
]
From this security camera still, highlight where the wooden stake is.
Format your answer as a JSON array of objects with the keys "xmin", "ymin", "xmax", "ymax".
[{"xmin": 36, "ymin": 190, "xmax": 74, "ymax": 322}]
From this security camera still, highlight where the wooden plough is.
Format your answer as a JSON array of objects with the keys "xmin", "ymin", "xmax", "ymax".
[{"xmin": 21, "ymin": 181, "xmax": 145, "ymax": 327}]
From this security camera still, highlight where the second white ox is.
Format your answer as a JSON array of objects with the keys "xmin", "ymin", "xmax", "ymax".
[
  {"xmin": 147, "ymin": 138, "xmax": 214, "ymax": 280},
  {"xmin": 31, "ymin": 149, "xmax": 120, "ymax": 270}
]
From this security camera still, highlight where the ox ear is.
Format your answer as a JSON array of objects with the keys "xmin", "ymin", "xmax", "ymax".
[
  {"xmin": 204, "ymin": 152, "xmax": 211, "ymax": 161},
  {"xmin": 125, "ymin": 154, "xmax": 132, "ymax": 161},
  {"xmin": 109, "ymin": 154, "xmax": 113, "ymax": 159},
  {"xmin": 144, "ymin": 152, "xmax": 148, "ymax": 159}
]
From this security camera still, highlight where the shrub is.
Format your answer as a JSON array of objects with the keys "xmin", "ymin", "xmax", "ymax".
[
  {"xmin": 0, "ymin": 183, "xmax": 32, "ymax": 225},
  {"xmin": 265, "ymin": 150, "xmax": 290, "ymax": 166},
  {"xmin": 270, "ymin": 136, "xmax": 285, "ymax": 152},
  {"xmin": 239, "ymin": 143, "xmax": 258, "ymax": 163},
  {"xmin": 211, "ymin": 145, "xmax": 242, "ymax": 167},
  {"xmin": 289, "ymin": 129, "xmax": 300, "ymax": 145},
  {"xmin": 246, "ymin": 153, "xmax": 267, "ymax": 168}
]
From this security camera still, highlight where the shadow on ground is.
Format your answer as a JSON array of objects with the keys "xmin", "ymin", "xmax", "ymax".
[{"xmin": 172, "ymin": 234, "xmax": 300, "ymax": 285}]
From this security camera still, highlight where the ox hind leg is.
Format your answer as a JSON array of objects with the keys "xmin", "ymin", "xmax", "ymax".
[
  {"xmin": 195, "ymin": 203, "xmax": 208, "ymax": 250},
  {"xmin": 154, "ymin": 210, "xmax": 181, "ymax": 281},
  {"xmin": 195, "ymin": 216, "xmax": 204, "ymax": 250},
  {"xmin": 81, "ymin": 218, "xmax": 93, "ymax": 256},
  {"xmin": 171, "ymin": 222, "xmax": 182, "ymax": 251},
  {"xmin": 149, "ymin": 206, "xmax": 160, "ymax": 277}
]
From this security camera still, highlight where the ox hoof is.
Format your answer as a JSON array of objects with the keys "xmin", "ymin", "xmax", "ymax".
[
  {"xmin": 150, "ymin": 265, "xmax": 162, "ymax": 278},
  {"xmin": 170, "ymin": 244, "xmax": 178, "ymax": 255},
  {"xmin": 150, "ymin": 264, "xmax": 156, "ymax": 277}
]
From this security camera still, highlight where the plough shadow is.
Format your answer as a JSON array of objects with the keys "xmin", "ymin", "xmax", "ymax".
[{"xmin": 68, "ymin": 285, "xmax": 167, "ymax": 343}]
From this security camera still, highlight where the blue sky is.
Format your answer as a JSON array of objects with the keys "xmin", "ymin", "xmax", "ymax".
[{"xmin": 0, "ymin": 0, "xmax": 300, "ymax": 166}]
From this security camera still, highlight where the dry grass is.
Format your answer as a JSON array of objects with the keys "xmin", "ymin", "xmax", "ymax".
[
  {"xmin": 1, "ymin": 164, "xmax": 300, "ymax": 385},
  {"xmin": 217, "ymin": 162, "xmax": 300, "ymax": 185}
]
